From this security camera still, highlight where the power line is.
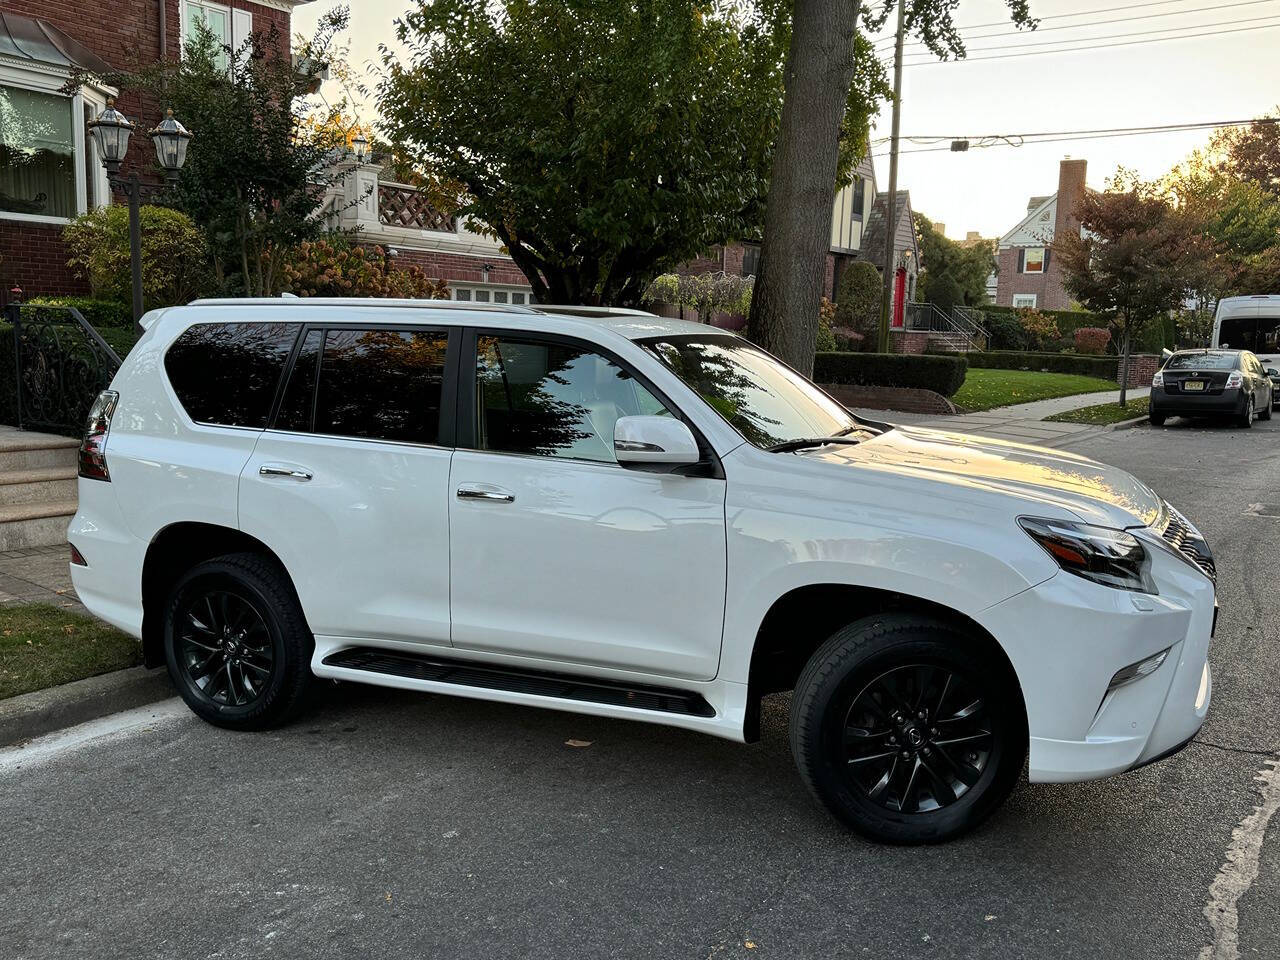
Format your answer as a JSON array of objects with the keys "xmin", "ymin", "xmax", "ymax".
[
  {"xmin": 893, "ymin": 19, "xmax": 1280, "ymax": 64},
  {"xmin": 872, "ymin": 118, "xmax": 1278, "ymax": 145},
  {"xmin": 875, "ymin": 0, "xmax": 1208, "ymax": 39},
  {"xmin": 894, "ymin": 10, "xmax": 1280, "ymax": 59},
  {"xmin": 866, "ymin": 117, "xmax": 1279, "ymax": 160},
  {"xmin": 879, "ymin": 0, "xmax": 1276, "ymax": 50}
]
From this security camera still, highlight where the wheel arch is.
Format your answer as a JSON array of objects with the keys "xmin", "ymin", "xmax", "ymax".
[
  {"xmin": 140, "ymin": 522, "xmax": 303, "ymax": 668},
  {"xmin": 742, "ymin": 583, "xmax": 1026, "ymax": 744}
]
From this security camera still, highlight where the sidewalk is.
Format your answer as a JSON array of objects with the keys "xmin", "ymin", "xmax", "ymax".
[
  {"xmin": 0, "ymin": 543, "xmax": 83, "ymax": 612},
  {"xmin": 853, "ymin": 386, "xmax": 1151, "ymax": 449}
]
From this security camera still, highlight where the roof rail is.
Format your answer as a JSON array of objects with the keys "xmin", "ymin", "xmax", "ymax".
[{"xmin": 185, "ymin": 297, "xmax": 538, "ymax": 313}]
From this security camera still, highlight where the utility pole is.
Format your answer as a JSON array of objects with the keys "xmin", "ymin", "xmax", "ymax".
[{"xmin": 878, "ymin": 0, "xmax": 906, "ymax": 353}]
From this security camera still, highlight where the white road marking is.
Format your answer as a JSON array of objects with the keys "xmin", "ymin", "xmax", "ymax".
[
  {"xmin": 0, "ymin": 698, "xmax": 188, "ymax": 774},
  {"xmin": 1199, "ymin": 757, "xmax": 1280, "ymax": 960}
]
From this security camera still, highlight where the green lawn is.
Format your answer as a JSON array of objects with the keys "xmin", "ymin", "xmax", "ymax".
[
  {"xmin": 0, "ymin": 603, "xmax": 141, "ymax": 700},
  {"xmin": 1045, "ymin": 395, "xmax": 1151, "ymax": 425},
  {"xmin": 953, "ymin": 369, "xmax": 1119, "ymax": 412}
]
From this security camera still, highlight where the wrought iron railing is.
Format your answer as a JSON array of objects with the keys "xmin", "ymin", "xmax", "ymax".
[
  {"xmin": 377, "ymin": 182, "xmax": 458, "ymax": 233},
  {"xmin": 6, "ymin": 303, "xmax": 122, "ymax": 436},
  {"xmin": 902, "ymin": 303, "xmax": 988, "ymax": 352}
]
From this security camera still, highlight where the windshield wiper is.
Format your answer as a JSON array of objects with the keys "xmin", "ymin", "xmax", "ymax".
[{"xmin": 767, "ymin": 436, "xmax": 868, "ymax": 453}]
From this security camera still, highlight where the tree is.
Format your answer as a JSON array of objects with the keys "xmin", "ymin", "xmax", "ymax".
[
  {"xmin": 747, "ymin": 0, "xmax": 1034, "ymax": 375},
  {"xmin": 913, "ymin": 213, "xmax": 995, "ymax": 309},
  {"xmin": 378, "ymin": 1, "xmax": 786, "ymax": 306},
  {"xmin": 1055, "ymin": 172, "xmax": 1212, "ymax": 406},
  {"xmin": 70, "ymin": 11, "xmax": 353, "ymax": 296}
]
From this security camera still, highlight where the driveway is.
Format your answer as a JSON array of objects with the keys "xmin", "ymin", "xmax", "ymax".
[{"xmin": 2, "ymin": 417, "xmax": 1278, "ymax": 960}]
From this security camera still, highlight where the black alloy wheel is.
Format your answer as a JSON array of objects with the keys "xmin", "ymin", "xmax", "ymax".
[
  {"xmin": 842, "ymin": 664, "xmax": 993, "ymax": 813},
  {"xmin": 175, "ymin": 589, "xmax": 276, "ymax": 708}
]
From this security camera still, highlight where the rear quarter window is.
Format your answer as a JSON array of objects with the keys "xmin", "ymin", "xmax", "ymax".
[{"xmin": 164, "ymin": 322, "xmax": 301, "ymax": 427}]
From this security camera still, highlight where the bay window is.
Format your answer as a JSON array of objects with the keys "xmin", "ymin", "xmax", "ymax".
[{"xmin": 0, "ymin": 85, "xmax": 76, "ymax": 218}]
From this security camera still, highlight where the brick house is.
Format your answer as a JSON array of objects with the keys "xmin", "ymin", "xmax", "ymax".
[
  {"xmin": 0, "ymin": 2, "xmax": 302, "ymax": 302},
  {"xmin": 994, "ymin": 157, "xmax": 1089, "ymax": 311},
  {"xmin": 0, "ymin": 0, "xmax": 533, "ymax": 306}
]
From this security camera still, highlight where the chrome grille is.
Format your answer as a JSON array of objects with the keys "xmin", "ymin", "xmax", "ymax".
[{"xmin": 1160, "ymin": 505, "xmax": 1216, "ymax": 583}]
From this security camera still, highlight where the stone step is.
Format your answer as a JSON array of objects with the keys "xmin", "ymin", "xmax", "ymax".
[
  {"xmin": 0, "ymin": 500, "xmax": 77, "ymax": 551},
  {"xmin": 0, "ymin": 466, "xmax": 79, "ymax": 506},
  {"xmin": 0, "ymin": 431, "xmax": 79, "ymax": 472}
]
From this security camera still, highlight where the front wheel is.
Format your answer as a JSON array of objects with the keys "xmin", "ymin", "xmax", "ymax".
[
  {"xmin": 790, "ymin": 614, "xmax": 1026, "ymax": 844},
  {"xmin": 164, "ymin": 552, "xmax": 314, "ymax": 730}
]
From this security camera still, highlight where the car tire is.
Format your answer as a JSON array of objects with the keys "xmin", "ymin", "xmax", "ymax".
[
  {"xmin": 1149, "ymin": 412, "xmax": 1166, "ymax": 427},
  {"xmin": 1261, "ymin": 396, "xmax": 1273, "ymax": 421},
  {"xmin": 789, "ymin": 614, "xmax": 1026, "ymax": 845},
  {"xmin": 164, "ymin": 552, "xmax": 315, "ymax": 731},
  {"xmin": 1239, "ymin": 396, "xmax": 1254, "ymax": 428}
]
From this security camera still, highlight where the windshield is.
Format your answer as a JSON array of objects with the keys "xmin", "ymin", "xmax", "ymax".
[
  {"xmin": 641, "ymin": 335, "xmax": 858, "ymax": 449},
  {"xmin": 1165, "ymin": 352, "xmax": 1239, "ymax": 371}
]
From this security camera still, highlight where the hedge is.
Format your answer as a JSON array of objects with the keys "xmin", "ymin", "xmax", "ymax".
[
  {"xmin": 942, "ymin": 350, "xmax": 1118, "ymax": 380},
  {"xmin": 814, "ymin": 352, "xmax": 968, "ymax": 397},
  {"xmin": 25, "ymin": 297, "xmax": 134, "ymax": 329}
]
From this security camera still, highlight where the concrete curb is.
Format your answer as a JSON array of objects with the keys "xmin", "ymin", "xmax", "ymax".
[
  {"xmin": 1109, "ymin": 415, "xmax": 1153, "ymax": 431},
  {"xmin": 0, "ymin": 665, "xmax": 174, "ymax": 747}
]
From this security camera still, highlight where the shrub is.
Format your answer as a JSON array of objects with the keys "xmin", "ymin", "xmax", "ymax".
[
  {"xmin": 280, "ymin": 240, "xmax": 451, "ymax": 299},
  {"xmin": 943, "ymin": 350, "xmax": 1118, "ymax": 380},
  {"xmin": 642, "ymin": 271, "xmax": 753, "ymax": 323},
  {"xmin": 63, "ymin": 205, "xmax": 210, "ymax": 311},
  {"xmin": 1073, "ymin": 327, "xmax": 1111, "ymax": 355},
  {"xmin": 979, "ymin": 305, "xmax": 1109, "ymax": 351},
  {"xmin": 832, "ymin": 325, "xmax": 863, "ymax": 351},
  {"xmin": 1017, "ymin": 308, "xmax": 1061, "ymax": 351},
  {"xmin": 816, "ymin": 298, "xmax": 837, "ymax": 352},
  {"xmin": 25, "ymin": 297, "xmax": 133, "ymax": 329},
  {"xmin": 834, "ymin": 260, "xmax": 881, "ymax": 348},
  {"xmin": 813, "ymin": 352, "xmax": 968, "ymax": 397}
]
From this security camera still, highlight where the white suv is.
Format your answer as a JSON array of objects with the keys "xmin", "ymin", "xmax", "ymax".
[{"xmin": 69, "ymin": 300, "xmax": 1215, "ymax": 843}]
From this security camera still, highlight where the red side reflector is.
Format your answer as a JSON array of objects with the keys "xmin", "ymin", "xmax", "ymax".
[{"xmin": 69, "ymin": 543, "xmax": 87, "ymax": 566}]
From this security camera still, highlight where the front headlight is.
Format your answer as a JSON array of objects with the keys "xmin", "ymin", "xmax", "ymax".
[{"xmin": 1019, "ymin": 517, "xmax": 1157, "ymax": 594}]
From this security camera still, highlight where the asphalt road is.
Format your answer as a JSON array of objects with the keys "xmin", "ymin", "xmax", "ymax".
[{"xmin": 3, "ymin": 416, "xmax": 1279, "ymax": 960}]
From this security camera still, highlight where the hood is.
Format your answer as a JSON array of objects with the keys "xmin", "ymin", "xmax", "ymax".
[{"xmin": 811, "ymin": 425, "xmax": 1163, "ymax": 529}]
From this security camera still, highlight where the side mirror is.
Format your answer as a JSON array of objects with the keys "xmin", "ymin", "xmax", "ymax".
[
  {"xmin": 614, "ymin": 415, "xmax": 700, "ymax": 466},
  {"xmin": 1267, "ymin": 368, "xmax": 1279, "ymax": 377}
]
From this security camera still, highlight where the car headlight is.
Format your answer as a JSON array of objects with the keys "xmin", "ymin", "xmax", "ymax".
[{"xmin": 1019, "ymin": 517, "xmax": 1157, "ymax": 594}]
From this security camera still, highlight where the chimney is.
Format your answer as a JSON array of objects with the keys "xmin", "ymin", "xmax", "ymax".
[
  {"xmin": 933, "ymin": 222, "xmax": 946, "ymax": 238},
  {"xmin": 1054, "ymin": 157, "xmax": 1088, "ymax": 241}
]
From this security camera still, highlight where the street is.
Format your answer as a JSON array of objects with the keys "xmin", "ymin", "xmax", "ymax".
[{"xmin": 2, "ymin": 419, "xmax": 1278, "ymax": 960}]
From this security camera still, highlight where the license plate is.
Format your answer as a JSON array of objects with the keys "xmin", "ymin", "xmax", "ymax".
[{"xmin": 1184, "ymin": 380, "xmax": 1205, "ymax": 391}]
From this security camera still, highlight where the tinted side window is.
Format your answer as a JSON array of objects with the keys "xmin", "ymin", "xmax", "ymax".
[
  {"xmin": 165, "ymin": 322, "xmax": 301, "ymax": 427},
  {"xmin": 475, "ymin": 336, "xmax": 669, "ymax": 463},
  {"xmin": 314, "ymin": 329, "xmax": 449, "ymax": 444},
  {"xmin": 274, "ymin": 329, "xmax": 323, "ymax": 432}
]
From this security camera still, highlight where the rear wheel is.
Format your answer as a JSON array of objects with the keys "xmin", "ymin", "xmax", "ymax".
[
  {"xmin": 1239, "ymin": 396, "xmax": 1254, "ymax": 428},
  {"xmin": 790, "ymin": 614, "xmax": 1026, "ymax": 844},
  {"xmin": 1149, "ymin": 411, "xmax": 1166, "ymax": 427},
  {"xmin": 1261, "ymin": 395, "xmax": 1273, "ymax": 420},
  {"xmin": 164, "ymin": 552, "xmax": 314, "ymax": 730}
]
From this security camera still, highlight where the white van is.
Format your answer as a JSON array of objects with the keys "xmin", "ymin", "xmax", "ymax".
[{"xmin": 1212, "ymin": 295, "xmax": 1280, "ymax": 360}]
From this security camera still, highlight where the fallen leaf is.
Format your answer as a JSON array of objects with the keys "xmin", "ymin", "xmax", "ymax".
[
  {"xmin": 564, "ymin": 739, "xmax": 593, "ymax": 748},
  {"xmin": 745, "ymin": 941, "xmax": 757, "ymax": 950}
]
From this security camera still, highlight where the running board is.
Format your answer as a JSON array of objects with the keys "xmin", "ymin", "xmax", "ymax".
[{"xmin": 321, "ymin": 647, "xmax": 716, "ymax": 718}]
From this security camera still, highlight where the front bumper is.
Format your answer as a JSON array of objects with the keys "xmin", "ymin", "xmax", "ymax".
[
  {"xmin": 1151, "ymin": 386, "xmax": 1244, "ymax": 416},
  {"xmin": 976, "ymin": 536, "xmax": 1214, "ymax": 782}
]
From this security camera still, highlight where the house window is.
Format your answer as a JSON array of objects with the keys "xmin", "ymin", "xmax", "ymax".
[
  {"xmin": 852, "ymin": 177, "xmax": 865, "ymax": 220},
  {"xmin": 451, "ymin": 285, "xmax": 530, "ymax": 305},
  {"xmin": 1023, "ymin": 247, "xmax": 1046, "ymax": 273},
  {"xmin": 1012, "ymin": 294, "xmax": 1038, "ymax": 309},
  {"xmin": 0, "ymin": 85, "xmax": 76, "ymax": 218},
  {"xmin": 740, "ymin": 244, "xmax": 761, "ymax": 279},
  {"xmin": 183, "ymin": 1, "xmax": 251, "ymax": 69}
]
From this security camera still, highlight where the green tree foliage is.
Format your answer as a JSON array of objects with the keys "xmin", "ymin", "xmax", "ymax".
[
  {"xmin": 913, "ymin": 214, "xmax": 994, "ymax": 309},
  {"xmin": 1055, "ymin": 172, "xmax": 1212, "ymax": 405},
  {"xmin": 70, "ymin": 10, "xmax": 354, "ymax": 296},
  {"xmin": 833, "ymin": 260, "xmax": 881, "ymax": 348},
  {"xmin": 642, "ymin": 272, "xmax": 754, "ymax": 323},
  {"xmin": 63, "ymin": 205, "xmax": 209, "ymax": 310},
  {"xmin": 379, "ymin": 0, "xmax": 796, "ymax": 306}
]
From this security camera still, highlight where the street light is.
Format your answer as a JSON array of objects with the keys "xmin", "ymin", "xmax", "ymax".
[
  {"xmin": 350, "ymin": 131, "xmax": 370, "ymax": 162},
  {"xmin": 87, "ymin": 99, "xmax": 194, "ymax": 329}
]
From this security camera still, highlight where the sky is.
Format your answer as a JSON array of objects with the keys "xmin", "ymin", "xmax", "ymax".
[{"xmin": 295, "ymin": 0, "xmax": 1280, "ymax": 241}]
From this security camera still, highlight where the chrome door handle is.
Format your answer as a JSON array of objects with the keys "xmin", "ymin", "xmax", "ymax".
[
  {"xmin": 259, "ymin": 465, "xmax": 313, "ymax": 481},
  {"xmin": 456, "ymin": 487, "xmax": 515, "ymax": 503}
]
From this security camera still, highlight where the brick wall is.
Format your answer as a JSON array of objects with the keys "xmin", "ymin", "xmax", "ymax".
[
  {"xmin": 1122, "ymin": 353, "xmax": 1160, "ymax": 389},
  {"xmin": 889, "ymin": 330, "xmax": 931, "ymax": 355},
  {"xmin": 0, "ymin": 222, "xmax": 88, "ymax": 299}
]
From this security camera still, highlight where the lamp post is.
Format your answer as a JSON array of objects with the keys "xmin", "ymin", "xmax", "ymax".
[
  {"xmin": 350, "ymin": 131, "xmax": 370, "ymax": 162},
  {"xmin": 87, "ymin": 99, "xmax": 193, "ymax": 331}
]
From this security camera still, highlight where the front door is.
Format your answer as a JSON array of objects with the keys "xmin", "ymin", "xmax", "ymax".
[
  {"xmin": 448, "ymin": 332, "xmax": 728, "ymax": 681},
  {"xmin": 239, "ymin": 325, "xmax": 456, "ymax": 645}
]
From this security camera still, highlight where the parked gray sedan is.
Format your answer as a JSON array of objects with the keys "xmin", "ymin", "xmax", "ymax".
[{"xmin": 1150, "ymin": 349, "xmax": 1274, "ymax": 427}]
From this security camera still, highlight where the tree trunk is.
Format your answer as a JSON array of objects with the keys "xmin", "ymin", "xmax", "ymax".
[
  {"xmin": 1118, "ymin": 328, "xmax": 1131, "ymax": 407},
  {"xmin": 746, "ymin": 0, "xmax": 862, "ymax": 377}
]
